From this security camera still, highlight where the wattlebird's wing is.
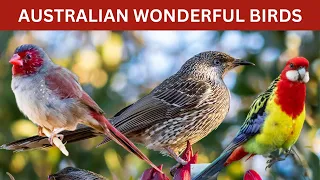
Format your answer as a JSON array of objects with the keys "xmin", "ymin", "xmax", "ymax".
[
  {"xmin": 100, "ymin": 77, "xmax": 218, "ymax": 144},
  {"xmin": 193, "ymin": 76, "xmax": 280, "ymax": 180}
]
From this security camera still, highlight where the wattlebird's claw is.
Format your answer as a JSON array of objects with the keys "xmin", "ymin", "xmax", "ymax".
[
  {"xmin": 171, "ymin": 141, "xmax": 198, "ymax": 179},
  {"xmin": 140, "ymin": 164, "xmax": 169, "ymax": 180},
  {"xmin": 170, "ymin": 158, "xmax": 189, "ymax": 176},
  {"xmin": 170, "ymin": 163, "xmax": 182, "ymax": 177}
]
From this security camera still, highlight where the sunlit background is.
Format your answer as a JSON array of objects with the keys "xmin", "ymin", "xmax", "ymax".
[{"xmin": 0, "ymin": 31, "xmax": 319, "ymax": 180}]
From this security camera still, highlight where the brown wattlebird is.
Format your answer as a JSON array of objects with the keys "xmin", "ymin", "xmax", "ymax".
[{"xmin": 1, "ymin": 51, "xmax": 254, "ymax": 167}]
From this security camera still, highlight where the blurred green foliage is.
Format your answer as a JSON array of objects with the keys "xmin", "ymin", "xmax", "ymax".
[{"xmin": 0, "ymin": 31, "xmax": 319, "ymax": 180}]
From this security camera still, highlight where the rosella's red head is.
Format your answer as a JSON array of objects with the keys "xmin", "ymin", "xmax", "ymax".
[
  {"xmin": 276, "ymin": 57, "xmax": 309, "ymax": 118},
  {"xmin": 280, "ymin": 57, "xmax": 309, "ymax": 84},
  {"xmin": 9, "ymin": 44, "xmax": 46, "ymax": 76}
]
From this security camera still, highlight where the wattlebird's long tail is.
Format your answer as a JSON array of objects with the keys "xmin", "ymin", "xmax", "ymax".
[{"xmin": 0, "ymin": 125, "xmax": 100, "ymax": 151}]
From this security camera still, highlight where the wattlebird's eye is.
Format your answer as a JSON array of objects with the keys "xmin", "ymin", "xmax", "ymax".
[{"xmin": 214, "ymin": 59, "xmax": 221, "ymax": 66}]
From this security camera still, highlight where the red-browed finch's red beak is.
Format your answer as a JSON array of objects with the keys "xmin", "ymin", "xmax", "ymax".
[{"xmin": 9, "ymin": 54, "xmax": 23, "ymax": 66}]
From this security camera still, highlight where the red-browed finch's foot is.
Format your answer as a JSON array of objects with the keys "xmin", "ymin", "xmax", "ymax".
[
  {"xmin": 49, "ymin": 134, "xmax": 64, "ymax": 146},
  {"xmin": 38, "ymin": 126, "xmax": 45, "ymax": 137},
  {"xmin": 48, "ymin": 128, "xmax": 66, "ymax": 146}
]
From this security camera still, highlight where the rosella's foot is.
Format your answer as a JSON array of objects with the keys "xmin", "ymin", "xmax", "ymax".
[
  {"xmin": 284, "ymin": 149, "xmax": 293, "ymax": 157},
  {"xmin": 266, "ymin": 155, "xmax": 285, "ymax": 169}
]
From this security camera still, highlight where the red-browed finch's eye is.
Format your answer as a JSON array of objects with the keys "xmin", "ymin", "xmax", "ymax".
[{"xmin": 26, "ymin": 54, "xmax": 31, "ymax": 60}]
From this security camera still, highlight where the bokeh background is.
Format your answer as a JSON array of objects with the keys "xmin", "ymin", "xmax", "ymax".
[{"xmin": 0, "ymin": 31, "xmax": 319, "ymax": 180}]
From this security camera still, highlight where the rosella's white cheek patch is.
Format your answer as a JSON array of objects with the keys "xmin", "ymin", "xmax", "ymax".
[
  {"xmin": 303, "ymin": 72, "xmax": 310, "ymax": 83},
  {"xmin": 286, "ymin": 70, "xmax": 299, "ymax": 82}
]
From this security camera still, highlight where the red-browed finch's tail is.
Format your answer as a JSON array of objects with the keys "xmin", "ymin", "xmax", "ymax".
[{"xmin": 97, "ymin": 115, "xmax": 162, "ymax": 174}]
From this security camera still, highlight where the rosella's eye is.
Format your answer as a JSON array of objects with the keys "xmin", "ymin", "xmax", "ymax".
[
  {"xmin": 289, "ymin": 63, "xmax": 294, "ymax": 69},
  {"xmin": 25, "ymin": 54, "xmax": 31, "ymax": 60},
  {"xmin": 214, "ymin": 59, "xmax": 221, "ymax": 66}
]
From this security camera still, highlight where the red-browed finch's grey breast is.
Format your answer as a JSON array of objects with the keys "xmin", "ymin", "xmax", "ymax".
[{"xmin": 9, "ymin": 44, "xmax": 161, "ymax": 172}]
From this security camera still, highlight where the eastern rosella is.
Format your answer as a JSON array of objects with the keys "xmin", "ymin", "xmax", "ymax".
[{"xmin": 194, "ymin": 57, "xmax": 309, "ymax": 179}]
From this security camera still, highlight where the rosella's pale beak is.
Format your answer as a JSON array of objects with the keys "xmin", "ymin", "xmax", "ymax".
[
  {"xmin": 297, "ymin": 67, "xmax": 306, "ymax": 81},
  {"xmin": 297, "ymin": 67, "xmax": 309, "ymax": 83}
]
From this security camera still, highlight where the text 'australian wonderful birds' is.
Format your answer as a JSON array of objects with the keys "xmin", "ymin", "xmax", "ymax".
[{"xmin": 18, "ymin": 8, "xmax": 303, "ymax": 23}]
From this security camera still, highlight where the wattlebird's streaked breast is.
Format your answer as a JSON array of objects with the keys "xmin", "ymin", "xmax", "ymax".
[{"xmin": 120, "ymin": 77, "xmax": 230, "ymax": 154}]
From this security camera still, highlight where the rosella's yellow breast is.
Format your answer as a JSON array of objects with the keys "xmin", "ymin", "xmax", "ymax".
[{"xmin": 244, "ymin": 95, "xmax": 305, "ymax": 155}]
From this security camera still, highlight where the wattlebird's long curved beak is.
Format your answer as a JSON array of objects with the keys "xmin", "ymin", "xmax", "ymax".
[{"xmin": 233, "ymin": 59, "xmax": 255, "ymax": 66}]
